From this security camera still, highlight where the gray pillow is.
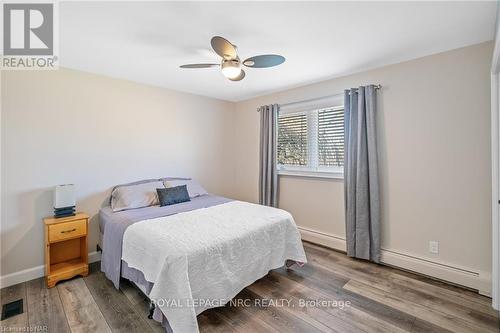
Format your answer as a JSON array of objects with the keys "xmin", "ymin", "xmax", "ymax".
[
  {"xmin": 109, "ymin": 178, "xmax": 159, "ymax": 205},
  {"xmin": 111, "ymin": 180, "xmax": 164, "ymax": 212},
  {"xmin": 160, "ymin": 176, "xmax": 191, "ymax": 181},
  {"xmin": 163, "ymin": 179, "xmax": 208, "ymax": 198},
  {"xmin": 157, "ymin": 185, "xmax": 190, "ymax": 206}
]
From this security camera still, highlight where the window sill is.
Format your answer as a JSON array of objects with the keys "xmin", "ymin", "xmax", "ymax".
[{"xmin": 278, "ymin": 170, "xmax": 344, "ymax": 180}]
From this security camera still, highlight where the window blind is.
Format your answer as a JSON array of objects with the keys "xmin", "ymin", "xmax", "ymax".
[
  {"xmin": 277, "ymin": 113, "xmax": 308, "ymax": 166},
  {"xmin": 277, "ymin": 105, "xmax": 345, "ymax": 175},
  {"xmin": 318, "ymin": 108, "xmax": 344, "ymax": 167}
]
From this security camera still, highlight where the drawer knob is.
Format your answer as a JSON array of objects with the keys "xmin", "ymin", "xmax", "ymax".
[{"xmin": 61, "ymin": 228, "xmax": 77, "ymax": 234}]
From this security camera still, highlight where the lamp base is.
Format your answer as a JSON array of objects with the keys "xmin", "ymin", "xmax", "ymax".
[{"xmin": 54, "ymin": 206, "xmax": 76, "ymax": 218}]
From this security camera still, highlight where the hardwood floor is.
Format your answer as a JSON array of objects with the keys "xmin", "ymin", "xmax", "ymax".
[{"xmin": 1, "ymin": 242, "xmax": 498, "ymax": 333}]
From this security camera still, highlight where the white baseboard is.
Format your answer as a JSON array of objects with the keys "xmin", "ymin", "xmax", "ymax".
[
  {"xmin": 298, "ymin": 226, "xmax": 492, "ymax": 296},
  {"xmin": 89, "ymin": 251, "xmax": 101, "ymax": 263},
  {"xmin": 1, "ymin": 231, "xmax": 493, "ymax": 296},
  {"xmin": 298, "ymin": 226, "xmax": 347, "ymax": 252},
  {"xmin": 0, "ymin": 251, "xmax": 101, "ymax": 289},
  {"xmin": 381, "ymin": 249, "xmax": 492, "ymax": 296}
]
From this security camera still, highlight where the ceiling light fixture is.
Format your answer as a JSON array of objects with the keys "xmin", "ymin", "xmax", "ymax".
[
  {"xmin": 180, "ymin": 36, "xmax": 286, "ymax": 82},
  {"xmin": 221, "ymin": 59, "xmax": 241, "ymax": 79}
]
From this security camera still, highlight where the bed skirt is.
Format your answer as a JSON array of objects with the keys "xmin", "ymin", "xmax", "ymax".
[{"xmin": 99, "ymin": 233, "xmax": 172, "ymax": 333}]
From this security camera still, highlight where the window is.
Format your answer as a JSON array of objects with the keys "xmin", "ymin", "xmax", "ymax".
[
  {"xmin": 277, "ymin": 104, "xmax": 344, "ymax": 178},
  {"xmin": 277, "ymin": 113, "xmax": 308, "ymax": 166},
  {"xmin": 318, "ymin": 107, "xmax": 344, "ymax": 168}
]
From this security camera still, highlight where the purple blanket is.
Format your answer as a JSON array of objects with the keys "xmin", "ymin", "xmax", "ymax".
[{"xmin": 100, "ymin": 194, "xmax": 232, "ymax": 288}]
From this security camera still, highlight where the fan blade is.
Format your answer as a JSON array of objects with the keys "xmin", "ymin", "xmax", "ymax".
[
  {"xmin": 228, "ymin": 69, "xmax": 245, "ymax": 81},
  {"xmin": 243, "ymin": 55, "xmax": 285, "ymax": 68},
  {"xmin": 211, "ymin": 36, "xmax": 237, "ymax": 60},
  {"xmin": 180, "ymin": 64, "xmax": 219, "ymax": 68}
]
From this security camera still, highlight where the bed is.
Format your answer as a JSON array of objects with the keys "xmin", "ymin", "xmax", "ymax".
[{"xmin": 99, "ymin": 179, "xmax": 307, "ymax": 333}]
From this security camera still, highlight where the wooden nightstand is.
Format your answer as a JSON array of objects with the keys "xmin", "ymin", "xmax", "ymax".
[{"xmin": 44, "ymin": 213, "xmax": 89, "ymax": 288}]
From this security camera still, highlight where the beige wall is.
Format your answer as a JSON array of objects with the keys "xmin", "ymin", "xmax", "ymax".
[
  {"xmin": 233, "ymin": 42, "xmax": 493, "ymax": 289},
  {"xmin": 0, "ymin": 42, "xmax": 494, "ymax": 292},
  {"xmin": 1, "ymin": 68, "xmax": 235, "ymax": 277}
]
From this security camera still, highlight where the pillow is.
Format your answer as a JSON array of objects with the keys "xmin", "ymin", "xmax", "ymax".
[
  {"xmin": 157, "ymin": 185, "xmax": 190, "ymax": 206},
  {"xmin": 111, "ymin": 180, "xmax": 164, "ymax": 212},
  {"xmin": 109, "ymin": 178, "xmax": 159, "ymax": 205},
  {"xmin": 160, "ymin": 176, "xmax": 191, "ymax": 181},
  {"xmin": 163, "ymin": 179, "xmax": 208, "ymax": 198}
]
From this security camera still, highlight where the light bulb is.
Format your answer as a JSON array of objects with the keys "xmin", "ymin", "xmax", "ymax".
[{"xmin": 221, "ymin": 60, "xmax": 241, "ymax": 79}]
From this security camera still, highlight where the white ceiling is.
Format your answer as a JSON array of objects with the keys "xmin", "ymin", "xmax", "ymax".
[{"xmin": 60, "ymin": 1, "xmax": 496, "ymax": 102}]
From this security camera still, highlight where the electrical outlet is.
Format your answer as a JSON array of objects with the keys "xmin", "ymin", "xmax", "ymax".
[{"xmin": 429, "ymin": 241, "xmax": 439, "ymax": 254}]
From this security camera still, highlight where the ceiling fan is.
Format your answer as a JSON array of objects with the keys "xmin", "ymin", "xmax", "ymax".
[{"xmin": 180, "ymin": 36, "xmax": 285, "ymax": 81}]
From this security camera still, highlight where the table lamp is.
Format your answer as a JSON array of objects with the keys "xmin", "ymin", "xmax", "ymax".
[{"xmin": 53, "ymin": 184, "xmax": 76, "ymax": 218}]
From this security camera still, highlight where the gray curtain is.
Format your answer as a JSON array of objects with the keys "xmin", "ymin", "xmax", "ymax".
[
  {"xmin": 259, "ymin": 104, "xmax": 279, "ymax": 207},
  {"xmin": 344, "ymin": 85, "xmax": 380, "ymax": 262}
]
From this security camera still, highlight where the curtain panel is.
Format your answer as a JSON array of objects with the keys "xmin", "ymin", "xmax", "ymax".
[
  {"xmin": 344, "ymin": 85, "xmax": 381, "ymax": 262},
  {"xmin": 258, "ymin": 104, "xmax": 279, "ymax": 207}
]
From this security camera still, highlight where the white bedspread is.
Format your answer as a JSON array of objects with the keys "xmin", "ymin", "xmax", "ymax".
[{"xmin": 122, "ymin": 200, "xmax": 307, "ymax": 333}]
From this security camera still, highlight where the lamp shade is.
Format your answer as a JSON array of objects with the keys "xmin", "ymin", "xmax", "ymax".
[{"xmin": 53, "ymin": 184, "xmax": 75, "ymax": 209}]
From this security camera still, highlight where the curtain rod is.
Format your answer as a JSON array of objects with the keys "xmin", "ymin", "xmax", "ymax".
[{"xmin": 257, "ymin": 84, "xmax": 382, "ymax": 111}]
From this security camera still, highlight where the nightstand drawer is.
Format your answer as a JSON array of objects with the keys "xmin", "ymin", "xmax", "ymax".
[{"xmin": 49, "ymin": 219, "xmax": 87, "ymax": 242}]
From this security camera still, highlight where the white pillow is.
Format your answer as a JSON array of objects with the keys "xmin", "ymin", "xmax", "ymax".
[
  {"xmin": 163, "ymin": 179, "xmax": 208, "ymax": 198},
  {"xmin": 111, "ymin": 181, "xmax": 164, "ymax": 212}
]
